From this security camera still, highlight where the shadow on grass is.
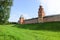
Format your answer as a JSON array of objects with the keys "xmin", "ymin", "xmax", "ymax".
[{"xmin": 13, "ymin": 22, "xmax": 60, "ymax": 32}]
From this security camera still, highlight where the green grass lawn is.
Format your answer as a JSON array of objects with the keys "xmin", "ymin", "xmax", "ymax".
[{"xmin": 0, "ymin": 22, "xmax": 60, "ymax": 40}]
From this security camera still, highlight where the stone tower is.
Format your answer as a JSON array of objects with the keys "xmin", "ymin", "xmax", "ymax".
[
  {"xmin": 19, "ymin": 15, "xmax": 24, "ymax": 24},
  {"xmin": 38, "ymin": 5, "xmax": 45, "ymax": 23}
]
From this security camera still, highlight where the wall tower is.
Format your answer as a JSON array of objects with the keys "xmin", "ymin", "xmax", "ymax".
[
  {"xmin": 38, "ymin": 5, "xmax": 45, "ymax": 23},
  {"xmin": 19, "ymin": 15, "xmax": 24, "ymax": 24}
]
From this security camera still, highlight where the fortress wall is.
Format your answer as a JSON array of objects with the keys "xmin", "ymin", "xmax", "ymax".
[
  {"xmin": 44, "ymin": 15, "xmax": 60, "ymax": 22},
  {"xmin": 24, "ymin": 18, "xmax": 38, "ymax": 24}
]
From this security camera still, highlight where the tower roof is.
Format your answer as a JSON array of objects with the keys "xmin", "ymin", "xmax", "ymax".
[
  {"xmin": 39, "ymin": 5, "xmax": 43, "ymax": 10},
  {"xmin": 20, "ymin": 15, "xmax": 24, "ymax": 19}
]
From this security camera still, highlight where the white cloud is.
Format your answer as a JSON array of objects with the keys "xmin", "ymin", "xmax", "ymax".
[{"xmin": 37, "ymin": 0, "xmax": 60, "ymax": 15}]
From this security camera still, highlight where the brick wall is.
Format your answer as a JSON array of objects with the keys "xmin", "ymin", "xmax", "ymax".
[
  {"xmin": 23, "ymin": 15, "xmax": 60, "ymax": 24},
  {"xmin": 44, "ymin": 15, "xmax": 60, "ymax": 22},
  {"xmin": 24, "ymin": 18, "xmax": 38, "ymax": 24}
]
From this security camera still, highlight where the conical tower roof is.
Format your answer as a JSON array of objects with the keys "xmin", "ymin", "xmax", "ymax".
[{"xmin": 20, "ymin": 15, "xmax": 24, "ymax": 19}]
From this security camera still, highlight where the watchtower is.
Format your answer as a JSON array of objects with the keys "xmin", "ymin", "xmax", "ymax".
[
  {"xmin": 38, "ymin": 5, "xmax": 45, "ymax": 23},
  {"xmin": 19, "ymin": 15, "xmax": 24, "ymax": 24}
]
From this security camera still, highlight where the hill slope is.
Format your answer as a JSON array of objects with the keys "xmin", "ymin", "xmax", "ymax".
[{"xmin": 0, "ymin": 22, "xmax": 60, "ymax": 40}]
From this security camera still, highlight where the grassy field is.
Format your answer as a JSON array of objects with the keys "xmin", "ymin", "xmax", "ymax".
[{"xmin": 0, "ymin": 22, "xmax": 60, "ymax": 40}]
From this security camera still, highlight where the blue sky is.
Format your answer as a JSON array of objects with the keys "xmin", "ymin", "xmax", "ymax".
[
  {"xmin": 9, "ymin": 0, "xmax": 60, "ymax": 22},
  {"xmin": 9, "ymin": 0, "xmax": 40, "ymax": 22}
]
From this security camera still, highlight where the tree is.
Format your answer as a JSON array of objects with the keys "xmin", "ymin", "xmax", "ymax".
[{"xmin": 0, "ymin": 0, "xmax": 13, "ymax": 24}]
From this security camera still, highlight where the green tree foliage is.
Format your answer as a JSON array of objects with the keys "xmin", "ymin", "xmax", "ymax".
[{"xmin": 0, "ymin": 0, "xmax": 13, "ymax": 24}]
